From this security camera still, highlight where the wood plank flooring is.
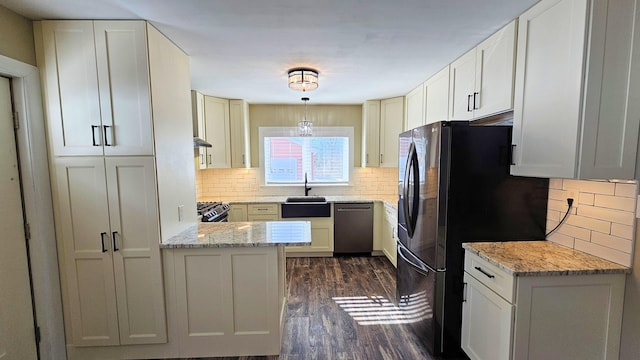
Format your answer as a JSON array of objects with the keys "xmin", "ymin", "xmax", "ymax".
[{"xmin": 167, "ymin": 256, "xmax": 441, "ymax": 360}]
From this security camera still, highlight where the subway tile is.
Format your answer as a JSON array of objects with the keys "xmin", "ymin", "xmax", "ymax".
[
  {"xmin": 548, "ymin": 188, "xmax": 567, "ymax": 201},
  {"xmin": 547, "ymin": 210, "xmax": 561, "ymax": 222},
  {"xmin": 614, "ymin": 183, "xmax": 638, "ymax": 198},
  {"xmin": 594, "ymin": 194, "xmax": 636, "ymax": 212},
  {"xmin": 547, "ymin": 232, "xmax": 574, "ymax": 248},
  {"xmin": 591, "ymin": 231, "xmax": 633, "ymax": 253},
  {"xmin": 549, "ymin": 178, "xmax": 564, "ymax": 190},
  {"xmin": 563, "ymin": 179, "xmax": 616, "ymax": 195},
  {"xmin": 565, "ymin": 214, "xmax": 611, "ymax": 233},
  {"xmin": 556, "ymin": 224, "xmax": 591, "ymax": 241},
  {"xmin": 578, "ymin": 192, "xmax": 594, "ymax": 206},
  {"xmin": 611, "ymin": 223, "xmax": 634, "ymax": 240},
  {"xmin": 548, "ymin": 199, "xmax": 571, "ymax": 212},
  {"xmin": 574, "ymin": 239, "xmax": 631, "ymax": 267},
  {"xmin": 578, "ymin": 205, "xmax": 635, "ymax": 226}
]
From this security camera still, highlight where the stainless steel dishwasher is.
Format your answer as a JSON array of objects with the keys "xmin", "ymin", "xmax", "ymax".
[{"xmin": 334, "ymin": 202, "xmax": 373, "ymax": 254}]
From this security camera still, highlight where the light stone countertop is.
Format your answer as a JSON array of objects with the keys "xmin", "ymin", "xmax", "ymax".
[
  {"xmin": 223, "ymin": 196, "xmax": 397, "ymax": 210},
  {"xmin": 463, "ymin": 241, "xmax": 630, "ymax": 276},
  {"xmin": 161, "ymin": 221, "xmax": 312, "ymax": 249}
]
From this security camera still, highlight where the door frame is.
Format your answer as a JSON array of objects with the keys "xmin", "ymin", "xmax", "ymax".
[{"xmin": 0, "ymin": 54, "xmax": 66, "ymax": 360}]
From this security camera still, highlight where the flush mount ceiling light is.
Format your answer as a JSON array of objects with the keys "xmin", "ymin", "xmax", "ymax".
[
  {"xmin": 288, "ymin": 68, "xmax": 319, "ymax": 92},
  {"xmin": 298, "ymin": 97, "xmax": 313, "ymax": 137}
]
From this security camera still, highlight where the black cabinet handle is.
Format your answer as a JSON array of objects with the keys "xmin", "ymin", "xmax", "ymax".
[
  {"xmin": 462, "ymin": 282, "xmax": 467, "ymax": 302},
  {"xmin": 200, "ymin": 154, "xmax": 204, "ymax": 165},
  {"xmin": 91, "ymin": 125, "xmax": 100, "ymax": 146},
  {"xmin": 103, "ymin": 125, "xmax": 112, "ymax": 146},
  {"xmin": 112, "ymin": 231, "xmax": 119, "ymax": 251},
  {"xmin": 473, "ymin": 92, "xmax": 479, "ymax": 110},
  {"xmin": 510, "ymin": 145, "xmax": 516, "ymax": 165},
  {"xmin": 467, "ymin": 94, "xmax": 472, "ymax": 112},
  {"xmin": 474, "ymin": 266, "xmax": 495, "ymax": 279},
  {"xmin": 208, "ymin": 154, "xmax": 212, "ymax": 165},
  {"xmin": 100, "ymin": 232, "xmax": 108, "ymax": 252}
]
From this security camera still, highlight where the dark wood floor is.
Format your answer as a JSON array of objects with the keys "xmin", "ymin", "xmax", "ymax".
[{"xmin": 170, "ymin": 256, "xmax": 437, "ymax": 360}]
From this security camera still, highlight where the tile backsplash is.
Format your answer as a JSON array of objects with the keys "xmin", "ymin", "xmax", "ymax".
[
  {"xmin": 547, "ymin": 179, "xmax": 638, "ymax": 267},
  {"xmin": 197, "ymin": 169, "xmax": 638, "ymax": 267},
  {"xmin": 196, "ymin": 167, "xmax": 398, "ymax": 202}
]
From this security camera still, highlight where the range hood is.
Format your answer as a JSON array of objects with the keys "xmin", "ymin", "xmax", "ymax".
[{"xmin": 193, "ymin": 137, "xmax": 212, "ymax": 148}]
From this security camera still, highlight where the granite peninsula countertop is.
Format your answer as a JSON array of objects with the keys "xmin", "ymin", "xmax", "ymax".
[
  {"xmin": 462, "ymin": 241, "xmax": 630, "ymax": 276},
  {"xmin": 161, "ymin": 221, "xmax": 312, "ymax": 249}
]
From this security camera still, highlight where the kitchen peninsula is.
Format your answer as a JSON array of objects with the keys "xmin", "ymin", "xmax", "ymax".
[{"xmin": 160, "ymin": 221, "xmax": 311, "ymax": 358}]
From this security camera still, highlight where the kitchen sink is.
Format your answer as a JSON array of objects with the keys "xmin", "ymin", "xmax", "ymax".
[
  {"xmin": 285, "ymin": 196, "xmax": 327, "ymax": 203},
  {"xmin": 281, "ymin": 197, "xmax": 330, "ymax": 218}
]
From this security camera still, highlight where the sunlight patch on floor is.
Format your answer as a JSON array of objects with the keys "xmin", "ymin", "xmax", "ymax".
[{"xmin": 332, "ymin": 291, "xmax": 432, "ymax": 326}]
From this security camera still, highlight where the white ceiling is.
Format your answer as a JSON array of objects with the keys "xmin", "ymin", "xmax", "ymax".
[{"xmin": 1, "ymin": 0, "xmax": 539, "ymax": 104}]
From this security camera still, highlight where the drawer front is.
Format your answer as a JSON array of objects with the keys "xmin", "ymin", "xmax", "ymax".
[
  {"xmin": 248, "ymin": 203, "xmax": 279, "ymax": 215},
  {"xmin": 464, "ymin": 251, "xmax": 514, "ymax": 303}
]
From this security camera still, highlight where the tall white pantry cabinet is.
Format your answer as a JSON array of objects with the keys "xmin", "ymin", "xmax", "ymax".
[{"xmin": 35, "ymin": 20, "xmax": 197, "ymax": 349}]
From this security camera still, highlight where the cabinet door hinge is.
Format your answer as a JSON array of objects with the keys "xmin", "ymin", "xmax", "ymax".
[
  {"xmin": 13, "ymin": 111, "xmax": 19, "ymax": 130},
  {"xmin": 24, "ymin": 223, "xmax": 31, "ymax": 241},
  {"xmin": 34, "ymin": 326, "xmax": 41, "ymax": 344}
]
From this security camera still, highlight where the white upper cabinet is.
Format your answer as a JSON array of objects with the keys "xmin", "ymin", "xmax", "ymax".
[
  {"xmin": 449, "ymin": 49, "xmax": 477, "ymax": 121},
  {"xmin": 380, "ymin": 96, "xmax": 404, "ymax": 167},
  {"xmin": 203, "ymin": 96, "xmax": 231, "ymax": 168},
  {"xmin": 192, "ymin": 91, "xmax": 207, "ymax": 170},
  {"xmin": 229, "ymin": 99, "xmax": 251, "ymax": 168},
  {"xmin": 511, "ymin": 0, "xmax": 640, "ymax": 179},
  {"xmin": 424, "ymin": 65, "xmax": 450, "ymax": 125},
  {"xmin": 449, "ymin": 20, "xmax": 517, "ymax": 120},
  {"xmin": 39, "ymin": 21, "xmax": 153, "ymax": 156},
  {"xmin": 362, "ymin": 97, "xmax": 404, "ymax": 168},
  {"xmin": 362, "ymin": 100, "xmax": 381, "ymax": 167},
  {"xmin": 404, "ymin": 83, "xmax": 425, "ymax": 131}
]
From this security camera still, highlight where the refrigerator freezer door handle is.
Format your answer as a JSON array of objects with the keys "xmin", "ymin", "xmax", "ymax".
[{"xmin": 397, "ymin": 243, "xmax": 436, "ymax": 276}]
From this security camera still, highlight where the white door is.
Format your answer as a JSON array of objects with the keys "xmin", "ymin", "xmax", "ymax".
[
  {"xmin": 461, "ymin": 273, "xmax": 513, "ymax": 360},
  {"xmin": 0, "ymin": 77, "xmax": 38, "ymax": 359},
  {"xmin": 94, "ymin": 21, "xmax": 154, "ymax": 156},
  {"xmin": 474, "ymin": 20, "xmax": 516, "ymax": 118},
  {"xmin": 204, "ymin": 96, "xmax": 231, "ymax": 168},
  {"xmin": 511, "ymin": 0, "xmax": 587, "ymax": 178},
  {"xmin": 424, "ymin": 65, "xmax": 450, "ymax": 125},
  {"xmin": 449, "ymin": 49, "xmax": 476, "ymax": 121},
  {"xmin": 40, "ymin": 21, "xmax": 104, "ymax": 156},
  {"xmin": 379, "ymin": 96, "xmax": 404, "ymax": 168},
  {"xmin": 105, "ymin": 157, "xmax": 167, "ymax": 344},
  {"xmin": 54, "ymin": 157, "xmax": 120, "ymax": 346}
]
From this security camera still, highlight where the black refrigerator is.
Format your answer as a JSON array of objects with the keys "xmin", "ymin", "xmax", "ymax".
[{"xmin": 397, "ymin": 121, "xmax": 548, "ymax": 358}]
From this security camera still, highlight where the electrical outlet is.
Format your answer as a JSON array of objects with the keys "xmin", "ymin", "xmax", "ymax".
[
  {"xmin": 178, "ymin": 205, "xmax": 184, "ymax": 221},
  {"xmin": 566, "ymin": 188, "xmax": 578, "ymax": 207}
]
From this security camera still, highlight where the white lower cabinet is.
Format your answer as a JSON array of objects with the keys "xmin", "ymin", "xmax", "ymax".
[
  {"xmin": 381, "ymin": 203, "xmax": 397, "ymax": 267},
  {"xmin": 54, "ymin": 156, "xmax": 166, "ymax": 346},
  {"xmin": 462, "ymin": 250, "xmax": 625, "ymax": 360},
  {"xmin": 462, "ymin": 273, "xmax": 513, "ymax": 360},
  {"xmin": 284, "ymin": 217, "xmax": 334, "ymax": 256},
  {"xmin": 228, "ymin": 204, "xmax": 248, "ymax": 221},
  {"xmin": 247, "ymin": 203, "xmax": 279, "ymax": 221},
  {"xmin": 165, "ymin": 246, "xmax": 286, "ymax": 357}
]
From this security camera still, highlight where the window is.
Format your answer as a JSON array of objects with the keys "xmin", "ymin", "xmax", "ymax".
[{"xmin": 260, "ymin": 127, "xmax": 353, "ymax": 185}]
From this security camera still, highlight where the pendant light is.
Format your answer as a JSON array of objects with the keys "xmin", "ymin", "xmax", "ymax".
[{"xmin": 298, "ymin": 97, "xmax": 313, "ymax": 137}]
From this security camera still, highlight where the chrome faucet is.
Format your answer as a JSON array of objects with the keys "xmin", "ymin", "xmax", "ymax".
[{"xmin": 304, "ymin": 172, "xmax": 312, "ymax": 196}]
